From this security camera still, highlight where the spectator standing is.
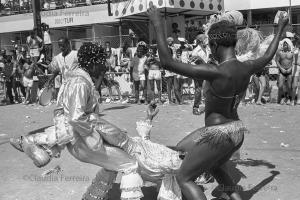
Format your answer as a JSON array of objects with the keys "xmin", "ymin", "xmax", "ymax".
[
  {"xmin": 16, "ymin": 58, "xmax": 27, "ymax": 102},
  {"xmin": 3, "ymin": 55, "xmax": 18, "ymax": 104},
  {"xmin": 190, "ymin": 34, "xmax": 209, "ymax": 115},
  {"xmin": 22, "ymin": 57, "xmax": 37, "ymax": 104},
  {"xmin": 45, "ymin": 38, "xmax": 78, "ymax": 104},
  {"xmin": 130, "ymin": 45, "xmax": 148, "ymax": 104},
  {"xmin": 275, "ymin": 39, "xmax": 294, "ymax": 105},
  {"xmin": 253, "ymin": 64, "xmax": 269, "ymax": 105},
  {"xmin": 119, "ymin": 42, "xmax": 132, "ymax": 73},
  {"xmin": 0, "ymin": 50, "xmax": 6, "ymax": 72},
  {"xmin": 164, "ymin": 64, "xmax": 175, "ymax": 104},
  {"xmin": 12, "ymin": 50, "xmax": 26, "ymax": 102},
  {"xmin": 105, "ymin": 41, "xmax": 117, "ymax": 65},
  {"xmin": 106, "ymin": 48, "xmax": 116, "ymax": 72},
  {"xmin": 26, "ymin": 28, "xmax": 43, "ymax": 63},
  {"xmin": 42, "ymin": 23, "xmax": 52, "ymax": 62},
  {"xmin": 164, "ymin": 37, "xmax": 176, "ymax": 104},
  {"xmin": 104, "ymin": 48, "xmax": 122, "ymax": 102},
  {"xmin": 173, "ymin": 48, "xmax": 184, "ymax": 104},
  {"xmin": 146, "ymin": 46, "xmax": 162, "ymax": 104}
]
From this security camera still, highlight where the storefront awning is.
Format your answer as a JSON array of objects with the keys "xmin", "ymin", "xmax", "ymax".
[
  {"xmin": 112, "ymin": 0, "xmax": 224, "ymax": 19},
  {"xmin": 0, "ymin": 4, "xmax": 117, "ymax": 33}
]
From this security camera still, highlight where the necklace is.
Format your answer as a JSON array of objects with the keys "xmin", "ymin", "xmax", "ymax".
[{"xmin": 218, "ymin": 57, "xmax": 237, "ymax": 65}]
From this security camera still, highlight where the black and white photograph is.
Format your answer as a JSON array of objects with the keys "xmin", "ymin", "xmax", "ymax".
[{"xmin": 0, "ymin": 0, "xmax": 299, "ymax": 200}]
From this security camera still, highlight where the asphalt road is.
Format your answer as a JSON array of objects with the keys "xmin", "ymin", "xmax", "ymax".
[{"xmin": 0, "ymin": 102, "xmax": 299, "ymax": 200}]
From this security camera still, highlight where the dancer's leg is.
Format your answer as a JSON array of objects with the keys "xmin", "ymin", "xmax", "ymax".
[
  {"xmin": 67, "ymin": 140, "xmax": 136, "ymax": 172},
  {"xmin": 175, "ymin": 129, "xmax": 203, "ymax": 152},
  {"xmin": 82, "ymin": 168, "xmax": 117, "ymax": 200},
  {"xmin": 176, "ymin": 141, "xmax": 234, "ymax": 200},
  {"xmin": 210, "ymin": 167, "xmax": 242, "ymax": 200}
]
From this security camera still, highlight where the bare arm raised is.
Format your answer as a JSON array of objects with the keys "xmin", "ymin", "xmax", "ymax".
[
  {"xmin": 246, "ymin": 14, "xmax": 289, "ymax": 75},
  {"xmin": 147, "ymin": 6, "xmax": 222, "ymax": 81}
]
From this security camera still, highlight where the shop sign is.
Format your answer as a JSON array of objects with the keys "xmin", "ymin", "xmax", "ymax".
[{"xmin": 41, "ymin": 5, "xmax": 117, "ymax": 28}]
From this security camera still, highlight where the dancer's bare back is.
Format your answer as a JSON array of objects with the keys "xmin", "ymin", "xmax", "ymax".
[{"xmin": 147, "ymin": 6, "xmax": 289, "ymax": 127}]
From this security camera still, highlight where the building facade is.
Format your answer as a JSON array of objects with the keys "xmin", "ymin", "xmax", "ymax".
[
  {"xmin": 224, "ymin": 0, "xmax": 300, "ymax": 37},
  {"xmin": 0, "ymin": 0, "xmax": 224, "ymax": 53}
]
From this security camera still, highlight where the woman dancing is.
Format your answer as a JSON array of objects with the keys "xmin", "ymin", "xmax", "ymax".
[{"xmin": 142, "ymin": 6, "xmax": 289, "ymax": 200}]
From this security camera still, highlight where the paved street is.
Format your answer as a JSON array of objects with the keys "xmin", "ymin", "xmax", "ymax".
[{"xmin": 0, "ymin": 102, "xmax": 299, "ymax": 200}]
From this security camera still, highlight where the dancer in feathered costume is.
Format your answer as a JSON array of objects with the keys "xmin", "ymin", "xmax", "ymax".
[{"xmin": 146, "ymin": 5, "xmax": 289, "ymax": 200}]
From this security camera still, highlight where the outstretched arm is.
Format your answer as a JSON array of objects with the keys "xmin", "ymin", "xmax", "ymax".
[
  {"xmin": 246, "ymin": 14, "xmax": 289, "ymax": 74},
  {"xmin": 147, "ymin": 6, "xmax": 221, "ymax": 81}
]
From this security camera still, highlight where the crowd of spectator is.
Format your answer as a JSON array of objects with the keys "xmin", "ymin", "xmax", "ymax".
[{"xmin": 1, "ymin": 24, "xmax": 300, "ymax": 115}]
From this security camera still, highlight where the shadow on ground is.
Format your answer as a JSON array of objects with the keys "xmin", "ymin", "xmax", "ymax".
[
  {"xmin": 211, "ymin": 159, "xmax": 279, "ymax": 200},
  {"xmin": 234, "ymin": 158, "xmax": 276, "ymax": 169},
  {"xmin": 103, "ymin": 105, "xmax": 131, "ymax": 111}
]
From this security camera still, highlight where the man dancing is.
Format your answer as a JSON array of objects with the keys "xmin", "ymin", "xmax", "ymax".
[
  {"xmin": 10, "ymin": 42, "xmax": 143, "ymax": 200},
  {"xmin": 276, "ymin": 39, "xmax": 294, "ymax": 105},
  {"xmin": 145, "ymin": 6, "xmax": 289, "ymax": 200}
]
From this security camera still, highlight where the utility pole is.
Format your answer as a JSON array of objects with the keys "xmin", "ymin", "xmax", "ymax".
[
  {"xmin": 289, "ymin": 0, "xmax": 292, "ymax": 24},
  {"xmin": 107, "ymin": 0, "xmax": 113, "ymax": 16},
  {"xmin": 32, "ymin": 0, "xmax": 42, "ymax": 38}
]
